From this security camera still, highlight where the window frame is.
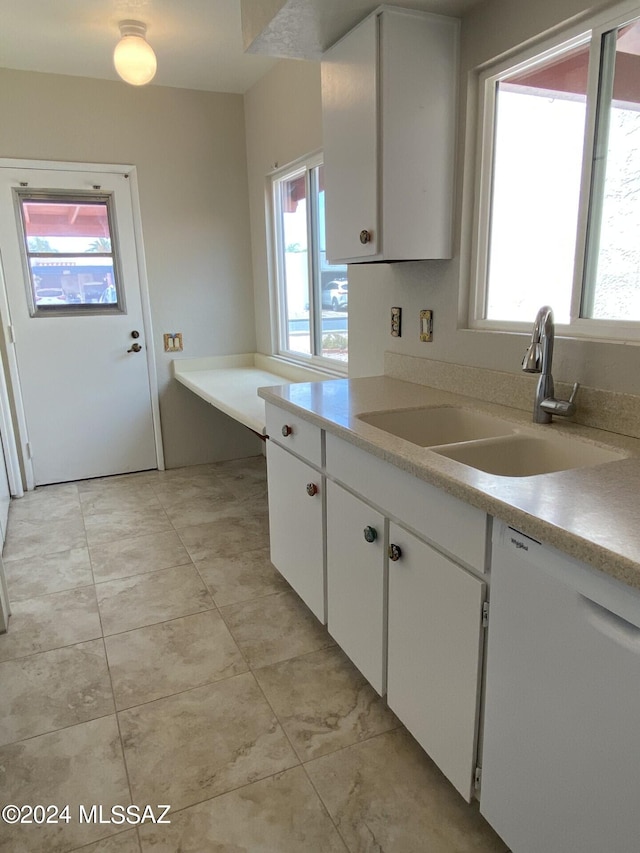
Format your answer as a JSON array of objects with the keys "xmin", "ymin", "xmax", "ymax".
[
  {"xmin": 13, "ymin": 188, "xmax": 126, "ymax": 317},
  {"xmin": 469, "ymin": 0, "xmax": 640, "ymax": 342},
  {"xmin": 269, "ymin": 152, "xmax": 348, "ymax": 373}
]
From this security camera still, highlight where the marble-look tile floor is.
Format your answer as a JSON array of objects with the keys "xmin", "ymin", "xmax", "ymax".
[{"xmin": 0, "ymin": 456, "xmax": 508, "ymax": 853}]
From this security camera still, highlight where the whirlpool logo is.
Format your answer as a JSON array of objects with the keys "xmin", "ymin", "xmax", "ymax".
[{"xmin": 510, "ymin": 536, "xmax": 529, "ymax": 551}]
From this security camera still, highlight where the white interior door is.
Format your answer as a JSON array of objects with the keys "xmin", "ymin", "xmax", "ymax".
[{"xmin": 0, "ymin": 164, "xmax": 158, "ymax": 485}]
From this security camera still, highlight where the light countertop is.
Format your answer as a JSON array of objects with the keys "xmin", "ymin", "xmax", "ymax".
[
  {"xmin": 172, "ymin": 353, "xmax": 335, "ymax": 435},
  {"xmin": 258, "ymin": 375, "xmax": 640, "ymax": 591}
]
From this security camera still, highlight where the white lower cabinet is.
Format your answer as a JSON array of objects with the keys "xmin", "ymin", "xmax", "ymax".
[
  {"xmin": 325, "ymin": 480, "xmax": 486, "ymax": 799},
  {"xmin": 266, "ymin": 413, "xmax": 488, "ymax": 806},
  {"xmin": 326, "ymin": 480, "xmax": 386, "ymax": 694},
  {"xmin": 266, "ymin": 439, "xmax": 325, "ymax": 623},
  {"xmin": 387, "ymin": 523, "xmax": 486, "ymax": 802}
]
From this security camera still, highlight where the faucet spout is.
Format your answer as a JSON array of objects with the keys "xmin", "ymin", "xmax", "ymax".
[{"xmin": 522, "ymin": 306, "xmax": 578, "ymax": 424}]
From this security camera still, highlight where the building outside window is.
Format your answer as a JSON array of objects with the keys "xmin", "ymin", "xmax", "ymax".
[
  {"xmin": 272, "ymin": 155, "xmax": 348, "ymax": 368},
  {"xmin": 15, "ymin": 191, "xmax": 123, "ymax": 316}
]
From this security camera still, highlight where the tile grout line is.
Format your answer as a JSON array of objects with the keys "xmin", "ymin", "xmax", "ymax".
[
  {"xmin": 250, "ymin": 663, "xmax": 306, "ymax": 765},
  {"xmin": 78, "ymin": 484, "xmax": 146, "ymax": 841},
  {"xmin": 92, "ymin": 560, "xmax": 195, "ymax": 588},
  {"xmin": 0, "ymin": 707, "xmax": 116, "ymax": 749},
  {"xmin": 299, "ymin": 760, "xmax": 353, "ymax": 852},
  {"xmin": 84, "ymin": 493, "xmax": 140, "ymax": 825}
]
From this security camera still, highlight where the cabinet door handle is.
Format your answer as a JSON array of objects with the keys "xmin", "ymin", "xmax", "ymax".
[
  {"xmin": 359, "ymin": 229, "xmax": 371, "ymax": 245},
  {"xmin": 388, "ymin": 544, "xmax": 402, "ymax": 562},
  {"xmin": 363, "ymin": 526, "xmax": 377, "ymax": 543},
  {"xmin": 306, "ymin": 483, "xmax": 318, "ymax": 497},
  {"xmin": 281, "ymin": 425, "xmax": 293, "ymax": 437}
]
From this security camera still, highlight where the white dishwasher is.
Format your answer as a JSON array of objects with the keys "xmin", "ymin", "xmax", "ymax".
[{"xmin": 480, "ymin": 520, "xmax": 640, "ymax": 853}]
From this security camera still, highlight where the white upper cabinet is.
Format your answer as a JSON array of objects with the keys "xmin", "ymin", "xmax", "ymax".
[{"xmin": 321, "ymin": 7, "xmax": 459, "ymax": 263}]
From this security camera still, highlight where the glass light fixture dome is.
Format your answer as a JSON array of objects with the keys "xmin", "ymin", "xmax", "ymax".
[{"xmin": 113, "ymin": 20, "xmax": 157, "ymax": 86}]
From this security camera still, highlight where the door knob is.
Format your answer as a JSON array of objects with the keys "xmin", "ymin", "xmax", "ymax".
[
  {"xmin": 127, "ymin": 343, "xmax": 142, "ymax": 353},
  {"xmin": 306, "ymin": 483, "xmax": 318, "ymax": 497},
  {"xmin": 363, "ymin": 526, "xmax": 377, "ymax": 543},
  {"xmin": 359, "ymin": 229, "xmax": 371, "ymax": 245},
  {"xmin": 388, "ymin": 544, "xmax": 402, "ymax": 562}
]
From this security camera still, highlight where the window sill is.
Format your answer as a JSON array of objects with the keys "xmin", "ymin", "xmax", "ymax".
[{"xmin": 468, "ymin": 319, "xmax": 640, "ymax": 345}]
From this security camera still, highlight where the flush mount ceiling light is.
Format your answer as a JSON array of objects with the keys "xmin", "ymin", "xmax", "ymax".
[{"xmin": 113, "ymin": 19, "xmax": 157, "ymax": 86}]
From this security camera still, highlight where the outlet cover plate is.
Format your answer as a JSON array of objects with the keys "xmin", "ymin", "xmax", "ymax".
[
  {"xmin": 391, "ymin": 307, "xmax": 402, "ymax": 337},
  {"xmin": 164, "ymin": 333, "xmax": 183, "ymax": 352}
]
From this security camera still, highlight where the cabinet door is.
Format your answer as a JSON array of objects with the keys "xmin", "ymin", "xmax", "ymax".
[
  {"xmin": 326, "ymin": 481, "xmax": 386, "ymax": 693},
  {"xmin": 266, "ymin": 440, "xmax": 325, "ymax": 623},
  {"xmin": 380, "ymin": 10, "xmax": 457, "ymax": 260},
  {"xmin": 321, "ymin": 13, "xmax": 378, "ymax": 262},
  {"xmin": 387, "ymin": 523, "xmax": 486, "ymax": 801}
]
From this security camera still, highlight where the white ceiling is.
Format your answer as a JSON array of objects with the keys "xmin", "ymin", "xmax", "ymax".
[
  {"xmin": 0, "ymin": 0, "xmax": 482, "ymax": 94},
  {"xmin": 0, "ymin": 0, "xmax": 277, "ymax": 93}
]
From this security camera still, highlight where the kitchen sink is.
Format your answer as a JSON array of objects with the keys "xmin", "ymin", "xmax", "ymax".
[
  {"xmin": 433, "ymin": 433, "xmax": 627, "ymax": 477},
  {"xmin": 357, "ymin": 406, "xmax": 516, "ymax": 447}
]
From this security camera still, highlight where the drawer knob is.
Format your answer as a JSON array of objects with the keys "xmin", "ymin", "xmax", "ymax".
[
  {"xmin": 359, "ymin": 229, "xmax": 371, "ymax": 245},
  {"xmin": 306, "ymin": 483, "xmax": 318, "ymax": 497},
  {"xmin": 388, "ymin": 543, "xmax": 402, "ymax": 562},
  {"xmin": 281, "ymin": 425, "xmax": 293, "ymax": 437},
  {"xmin": 363, "ymin": 526, "xmax": 377, "ymax": 543}
]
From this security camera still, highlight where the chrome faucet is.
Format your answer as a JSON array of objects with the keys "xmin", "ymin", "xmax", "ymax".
[{"xmin": 522, "ymin": 306, "xmax": 579, "ymax": 424}]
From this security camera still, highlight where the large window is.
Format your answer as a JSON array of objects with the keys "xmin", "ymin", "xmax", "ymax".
[
  {"xmin": 272, "ymin": 156, "xmax": 348, "ymax": 368},
  {"xmin": 472, "ymin": 5, "xmax": 640, "ymax": 339}
]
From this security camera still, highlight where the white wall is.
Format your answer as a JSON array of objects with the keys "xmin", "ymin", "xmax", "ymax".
[
  {"xmin": 244, "ymin": 59, "xmax": 323, "ymax": 356},
  {"xmin": 244, "ymin": 0, "xmax": 640, "ymax": 397},
  {"xmin": 0, "ymin": 68, "xmax": 262, "ymax": 468}
]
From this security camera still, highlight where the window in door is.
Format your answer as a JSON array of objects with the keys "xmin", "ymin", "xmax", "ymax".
[
  {"xmin": 471, "ymin": 5, "xmax": 640, "ymax": 340},
  {"xmin": 15, "ymin": 191, "xmax": 124, "ymax": 316},
  {"xmin": 272, "ymin": 156, "xmax": 348, "ymax": 368}
]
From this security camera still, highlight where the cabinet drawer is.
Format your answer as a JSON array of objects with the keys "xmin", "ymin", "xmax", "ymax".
[
  {"xmin": 265, "ymin": 403, "xmax": 323, "ymax": 467},
  {"xmin": 325, "ymin": 432, "xmax": 487, "ymax": 572}
]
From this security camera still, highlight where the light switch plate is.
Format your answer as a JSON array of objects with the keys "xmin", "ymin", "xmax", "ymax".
[{"xmin": 420, "ymin": 310, "xmax": 433, "ymax": 342}]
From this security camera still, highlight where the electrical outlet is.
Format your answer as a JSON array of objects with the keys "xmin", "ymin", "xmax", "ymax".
[
  {"xmin": 420, "ymin": 310, "xmax": 433, "ymax": 342},
  {"xmin": 391, "ymin": 307, "xmax": 402, "ymax": 337},
  {"xmin": 164, "ymin": 333, "xmax": 183, "ymax": 352}
]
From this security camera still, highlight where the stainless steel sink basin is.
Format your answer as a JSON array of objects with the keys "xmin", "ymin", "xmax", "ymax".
[
  {"xmin": 433, "ymin": 433, "xmax": 627, "ymax": 477},
  {"xmin": 357, "ymin": 406, "xmax": 516, "ymax": 447}
]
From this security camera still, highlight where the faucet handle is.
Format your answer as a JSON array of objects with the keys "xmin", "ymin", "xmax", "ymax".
[{"xmin": 539, "ymin": 381, "xmax": 580, "ymax": 418}]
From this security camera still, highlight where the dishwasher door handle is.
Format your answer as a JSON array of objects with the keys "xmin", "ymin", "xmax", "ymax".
[{"xmin": 579, "ymin": 594, "xmax": 640, "ymax": 652}]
